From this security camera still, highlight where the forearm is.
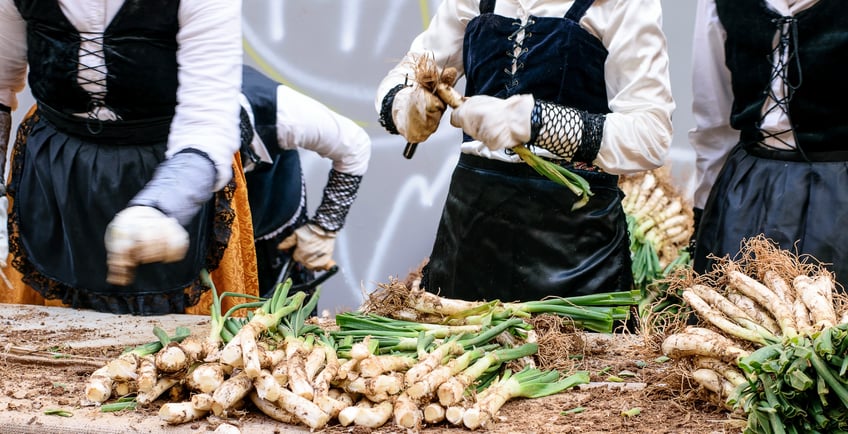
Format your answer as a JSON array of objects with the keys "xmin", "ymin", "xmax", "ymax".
[
  {"xmin": 374, "ymin": 0, "xmax": 466, "ymax": 115},
  {"xmin": 171, "ymin": 0, "xmax": 242, "ymax": 191},
  {"xmin": 0, "ymin": 0, "xmax": 28, "ymax": 112},
  {"xmin": 311, "ymin": 169, "xmax": 363, "ymax": 232},
  {"xmin": 128, "ymin": 150, "xmax": 216, "ymax": 226},
  {"xmin": 527, "ymin": 100, "xmax": 605, "ymax": 164},
  {"xmin": 589, "ymin": 0, "xmax": 673, "ymax": 174},
  {"xmin": 276, "ymin": 86, "xmax": 371, "ymax": 176}
]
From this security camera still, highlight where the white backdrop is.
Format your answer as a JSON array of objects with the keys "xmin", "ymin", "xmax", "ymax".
[{"xmin": 11, "ymin": 1, "xmax": 698, "ymax": 313}]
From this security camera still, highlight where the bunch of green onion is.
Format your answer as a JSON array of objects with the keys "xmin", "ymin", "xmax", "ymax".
[{"xmin": 732, "ymin": 322, "xmax": 848, "ymax": 434}]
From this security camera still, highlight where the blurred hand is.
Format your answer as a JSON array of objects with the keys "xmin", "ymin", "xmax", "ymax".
[
  {"xmin": 277, "ymin": 223, "xmax": 337, "ymax": 271},
  {"xmin": 105, "ymin": 206, "xmax": 189, "ymax": 286},
  {"xmin": 450, "ymin": 94, "xmax": 535, "ymax": 151}
]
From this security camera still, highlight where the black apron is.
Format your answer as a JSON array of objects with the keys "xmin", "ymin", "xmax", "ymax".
[{"xmin": 424, "ymin": 0, "xmax": 632, "ymax": 303}]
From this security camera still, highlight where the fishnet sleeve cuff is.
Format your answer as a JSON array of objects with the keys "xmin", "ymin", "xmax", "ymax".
[
  {"xmin": 528, "ymin": 99, "xmax": 605, "ymax": 163},
  {"xmin": 379, "ymin": 84, "xmax": 408, "ymax": 135},
  {"xmin": 311, "ymin": 169, "xmax": 363, "ymax": 232}
]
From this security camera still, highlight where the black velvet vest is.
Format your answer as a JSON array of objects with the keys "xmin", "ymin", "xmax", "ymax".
[
  {"xmin": 15, "ymin": 0, "xmax": 180, "ymax": 120},
  {"xmin": 463, "ymin": 0, "xmax": 609, "ymax": 113},
  {"xmin": 241, "ymin": 66, "xmax": 303, "ymax": 238},
  {"xmin": 715, "ymin": 0, "xmax": 848, "ymax": 152}
]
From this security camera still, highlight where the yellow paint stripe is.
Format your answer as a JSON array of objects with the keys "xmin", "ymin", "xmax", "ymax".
[
  {"xmin": 243, "ymin": 39, "xmax": 297, "ymax": 89},
  {"xmin": 419, "ymin": 0, "xmax": 431, "ymax": 29}
]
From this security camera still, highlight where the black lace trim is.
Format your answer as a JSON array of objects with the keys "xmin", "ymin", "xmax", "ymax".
[
  {"xmin": 576, "ymin": 111, "xmax": 605, "ymax": 163},
  {"xmin": 7, "ymin": 112, "xmax": 236, "ymax": 315},
  {"xmin": 378, "ymin": 84, "xmax": 408, "ymax": 135}
]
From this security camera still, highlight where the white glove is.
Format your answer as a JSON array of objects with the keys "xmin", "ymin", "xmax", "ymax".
[
  {"xmin": 105, "ymin": 206, "xmax": 189, "ymax": 286},
  {"xmin": 392, "ymin": 85, "xmax": 446, "ymax": 144},
  {"xmin": 277, "ymin": 223, "xmax": 337, "ymax": 271},
  {"xmin": 0, "ymin": 195, "xmax": 8, "ymax": 268},
  {"xmin": 450, "ymin": 94, "xmax": 535, "ymax": 152}
]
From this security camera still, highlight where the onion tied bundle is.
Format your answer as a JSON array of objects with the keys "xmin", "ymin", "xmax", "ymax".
[
  {"xmin": 619, "ymin": 168, "xmax": 694, "ymax": 297},
  {"xmin": 659, "ymin": 236, "xmax": 848, "ymax": 434}
]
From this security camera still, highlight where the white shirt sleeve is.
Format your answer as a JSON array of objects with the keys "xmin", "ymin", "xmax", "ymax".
[
  {"xmin": 276, "ymin": 86, "xmax": 371, "ymax": 177},
  {"xmin": 590, "ymin": 0, "xmax": 675, "ymax": 175},
  {"xmin": 0, "ymin": 0, "xmax": 28, "ymax": 111},
  {"xmin": 688, "ymin": 0, "xmax": 738, "ymax": 209},
  {"xmin": 168, "ymin": 0, "xmax": 242, "ymax": 191}
]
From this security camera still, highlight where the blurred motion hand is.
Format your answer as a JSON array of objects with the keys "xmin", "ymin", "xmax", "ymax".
[
  {"xmin": 277, "ymin": 223, "xmax": 337, "ymax": 271},
  {"xmin": 450, "ymin": 94, "xmax": 534, "ymax": 152},
  {"xmin": 105, "ymin": 206, "xmax": 189, "ymax": 286}
]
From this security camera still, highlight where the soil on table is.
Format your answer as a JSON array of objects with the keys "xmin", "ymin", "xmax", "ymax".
[{"xmin": 0, "ymin": 308, "xmax": 746, "ymax": 434}]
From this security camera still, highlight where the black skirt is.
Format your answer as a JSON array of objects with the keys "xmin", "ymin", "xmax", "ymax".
[
  {"xmin": 7, "ymin": 109, "xmax": 234, "ymax": 315},
  {"xmin": 694, "ymin": 143, "xmax": 848, "ymax": 289},
  {"xmin": 424, "ymin": 154, "xmax": 632, "ymax": 303}
]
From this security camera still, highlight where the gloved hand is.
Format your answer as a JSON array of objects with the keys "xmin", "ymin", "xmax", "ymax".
[
  {"xmin": 277, "ymin": 223, "xmax": 337, "ymax": 271},
  {"xmin": 392, "ymin": 84, "xmax": 446, "ymax": 144},
  {"xmin": 0, "ymin": 194, "xmax": 8, "ymax": 268},
  {"xmin": 104, "ymin": 206, "xmax": 189, "ymax": 286},
  {"xmin": 450, "ymin": 94, "xmax": 535, "ymax": 152}
]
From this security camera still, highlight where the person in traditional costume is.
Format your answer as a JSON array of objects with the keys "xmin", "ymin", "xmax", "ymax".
[
  {"xmin": 375, "ymin": 0, "xmax": 674, "ymax": 302},
  {"xmin": 239, "ymin": 65, "xmax": 370, "ymax": 297},
  {"xmin": 690, "ymin": 0, "xmax": 848, "ymax": 288},
  {"xmin": 0, "ymin": 0, "xmax": 258, "ymax": 315}
]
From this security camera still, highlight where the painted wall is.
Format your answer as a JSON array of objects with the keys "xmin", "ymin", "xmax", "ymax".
[{"xmin": 11, "ymin": 1, "xmax": 699, "ymax": 313}]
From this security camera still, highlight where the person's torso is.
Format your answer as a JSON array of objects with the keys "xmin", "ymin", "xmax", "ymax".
[
  {"xmin": 15, "ymin": 0, "xmax": 180, "ymax": 120},
  {"xmin": 716, "ymin": 0, "xmax": 848, "ymax": 152},
  {"xmin": 241, "ymin": 66, "xmax": 304, "ymax": 238},
  {"xmin": 462, "ymin": 0, "xmax": 610, "ymax": 114}
]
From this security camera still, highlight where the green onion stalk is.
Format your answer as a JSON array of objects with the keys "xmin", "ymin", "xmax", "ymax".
[
  {"xmin": 732, "ymin": 324, "xmax": 848, "ymax": 433},
  {"xmin": 462, "ymin": 367, "xmax": 591, "ymax": 429},
  {"xmin": 333, "ymin": 312, "xmax": 505, "ymax": 340},
  {"xmin": 199, "ymin": 268, "xmax": 264, "ymax": 347},
  {"xmin": 437, "ymin": 342, "xmax": 540, "ymax": 407},
  {"xmin": 502, "ymin": 295, "xmax": 637, "ymax": 333},
  {"xmin": 218, "ymin": 278, "xmax": 307, "ymax": 374},
  {"xmin": 512, "ymin": 145, "xmax": 593, "ymax": 210}
]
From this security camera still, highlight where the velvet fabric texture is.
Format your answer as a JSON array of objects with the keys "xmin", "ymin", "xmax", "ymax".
[
  {"xmin": 15, "ymin": 0, "xmax": 180, "ymax": 120},
  {"xmin": 715, "ymin": 0, "xmax": 848, "ymax": 152}
]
